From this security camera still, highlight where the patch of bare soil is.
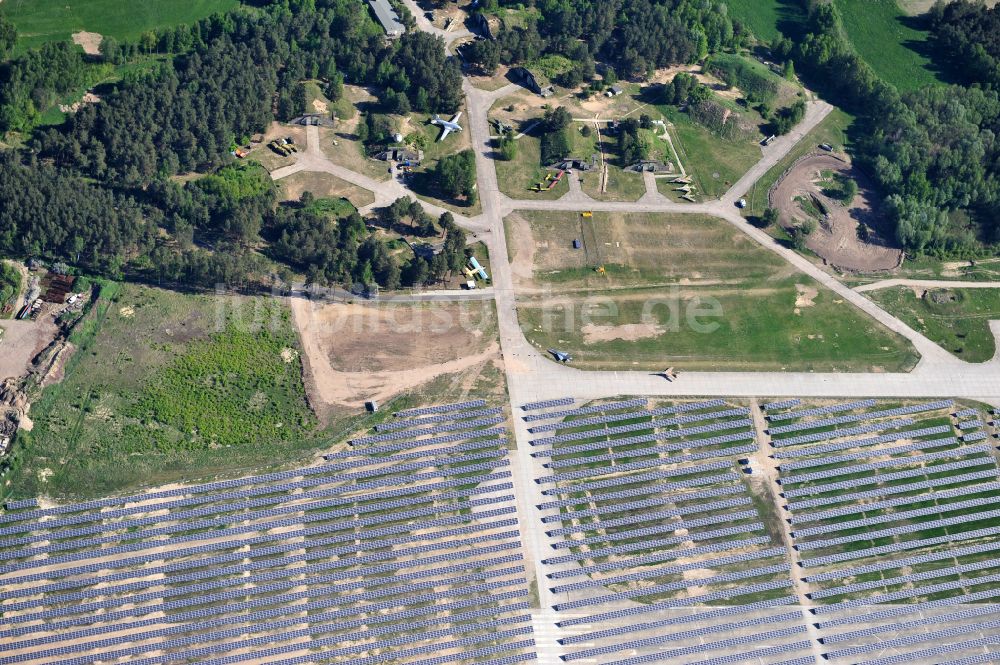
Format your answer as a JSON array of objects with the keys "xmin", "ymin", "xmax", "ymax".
[
  {"xmin": 0, "ymin": 314, "xmax": 60, "ymax": 381},
  {"xmin": 72, "ymin": 31, "xmax": 103, "ymax": 55},
  {"xmin": 794, "ymin": 283, "xmax": 818, "ymax": 313},
  {"xmin": 59, "ymin": 92, "xmax": 100, "ymax": 114},
  {"xmin": 506, "ymin": 213, "xmax": 536, "ymax": 287},
  {"xmin": 581, "ymin": 322, "xmax": 662, "ymax": 344},
  {"xmin": 771, "ymin": 153, "xmax": 902, "ymax": 272},
  {"xmin": 311, "ymin": 99, "xmax": 328, "ymax": 114},
  {"xmin": 290, "ymin": 299, "xmax": 499, "ymax": 418}
]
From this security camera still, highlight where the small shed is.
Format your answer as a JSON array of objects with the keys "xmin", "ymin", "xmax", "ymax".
[
  {"xmin": 606, "ymin": 85, "xmax": 624, "ymax": 97},
  {"xmin": 365, "ymin": 400, "xmax": 379, "ymax": 412},
  {"xmin": 572, "ymin": 239, "xmax": 581, "ymax": 249}
]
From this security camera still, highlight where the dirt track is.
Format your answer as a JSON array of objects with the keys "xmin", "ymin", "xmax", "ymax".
[{"xmin": 770, "ymin": 154, "xmax": 902, "ymax": 272}]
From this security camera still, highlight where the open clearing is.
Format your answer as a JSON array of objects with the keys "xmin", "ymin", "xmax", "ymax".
[
  {"xmin": 834, "ymin": 0, "xmax": 944, "ymax": 91},
  {"xmin": 770, "ymin": 153, "xmax": 902, "ymax": 271},
  {"xmin": 278, "ymin": 169, "xmax": 374, "ymax": 209},
  {"xmin": 8, "ymin": 285, "xmax": 320, "ymax": 499},
  {"xmin": 290, "ymin": 298, "xmax": 506, "ymax": 420},
  {"xmin": 867, "ymin": 286, "xmax": 1000, "ymax": 362},
  {"xmin": 506, "ymin": 210, "xmax": 918, "ymax": 371},
  {"xmin": 0, "ymin": 0, "xmax": 239, "ymax": 54}
]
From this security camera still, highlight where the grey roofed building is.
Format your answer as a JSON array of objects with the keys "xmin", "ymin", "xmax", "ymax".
[{"xmin": 368, "ymin": 0, "xmax": 405, "ymax": 38}]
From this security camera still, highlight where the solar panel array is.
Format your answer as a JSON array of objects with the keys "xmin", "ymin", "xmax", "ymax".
[
  {"xmin": 519, "ymin": 397, "xmax": 815, "ymax": 665},
  {"xmin": 771, "ymin": 398, "xmax": 1000, "ymax": 664},
  {"xmin": 0, "ymin": 401, "xmax": 536, "ymax": 665}
]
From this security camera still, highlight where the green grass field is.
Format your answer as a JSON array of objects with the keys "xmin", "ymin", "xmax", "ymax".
[
  {"xmin": 834, "ymin": 0, "xmax": 944, "ymax": 91},
  {"xmin": 662, "ymin": 108, "xmax": 762, "ymax": 199},
  {"xmin": 1, "ymin": 0, "xmax": 240, "ymax": 53},
  {"xmin": 867, "ymin": 286, "xmax": 1000, "ymax": 362},
  {"xmin": 509, "ymin": 210, "xmax": 919, "ymax": 372},
  {"xmin": 494, "ymin": 133, "xmax": 570, "ymax": 200}
]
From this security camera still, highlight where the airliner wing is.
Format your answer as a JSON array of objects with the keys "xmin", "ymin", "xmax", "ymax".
[
  {"xmin": 438, "ymin": 126, "xmax": 452, "ymax": 141},
  {"xmin": 450, "ymin": 111, "xmax": 463, "ymax": 123}
]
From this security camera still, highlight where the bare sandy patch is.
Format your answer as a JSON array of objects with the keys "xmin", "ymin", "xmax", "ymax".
[
  {"xmin": 280, "ymin": 347, "xmax": 298, "ymax": 364},
  {"xmin": 311, "ymin": 99, "xmax": 328, "ymax": 114},
  {"xmin": 794, "ymin": 284, "xmax": 818, "ymax": 308},
  {"xmin": 72, "ymin": 31, "xmax": 103, "ymax": 55},
  {"xmin": 290, "ymin": 299, "xmax": 499, "ymax": 417},
  {"xmin": 582, "ymin": 322, "xmax": 662, "ymax": 344},
  {"xmin": 771, "ymin": 154, "xmax": 902, "ymax": 272}
]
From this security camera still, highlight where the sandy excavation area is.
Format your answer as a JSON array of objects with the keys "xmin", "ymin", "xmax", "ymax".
[
  {"xmin": 771, "ymin": 154, "xmax": 902, "ymax": 272},
  {"xmin": 290, "ymin": 298, "xmax": 501, "ymax": 416}
]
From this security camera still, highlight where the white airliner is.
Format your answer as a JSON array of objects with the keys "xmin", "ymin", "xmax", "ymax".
[{"xmin": 431, "ymin": 112, "xmax": 463, "ymax": 141}]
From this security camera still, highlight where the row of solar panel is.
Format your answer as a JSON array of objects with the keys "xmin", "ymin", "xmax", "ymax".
[
  {"xmin": 958, "ymin": 419, "xmax": 983, "ymax": 430},
  {"xmin": 395, "ymin": 399, "xmax": 487, "ymax": 418},
  {"xmin": 531, "ymin": 428, "xmax": 753, "ymax": 460},
  {"xmin": 544, "ymin": 497, "xmax": 753, "ymax": 538},
  {"xmin": 550, "ymin": 546, "xmax": 786, "ymax": 594},
  {"xmin": 1, "ymin": 516, "xmax": 520, "ymax": 603},
  {"xmin": 964, "ymin": 430, "xmax": 989, "ymax": 442},
  {"xmin": 762, "ymin": 399, "xmax": 802, "ymax": 411},
  {"xmin": 0, "ymin": 431, "xmax": 505, "ymax": 526},
  {"xmin": 340, "ymin": 428, "xmax": 508, "ymax": 456},
  {"xmin": 800, "ymin": 524, "xmax": 999, "ymax": 569},
  {"xmin": 1, "ymin": 456, "xmax": 501, "ymax": 538},
  {"xmin": 8, "ymin": 578, "xmax": 532, "ymax": 663},
  {"xmin": 547, "ymin": 536, "xmax": 773, "ymax": 579},
  {"xmin": 1, "ymin": 490, "xmax": 515, "ymax": 576},
  {"xmin": 538, "ymin": 457, "xmax": 733, "ymax": 486},
  {"xmin": 566, "ymin": 625, "xmax": 808, "ymax": 664},
  {"xmin": 555, "ymin": 578, "xmax": 793, "ymax": 627},
  {"xmin": 781, "ymin": 456, "xmax": 996, "ymax": 500},
  {"xmin": 541, "ymin": 467, "xmax": 740, "ymax": 497},
  {"xmin": 376, "ymin": 407, "xmax": 503, "ymax": 432},
  {"xmin": 770, "ymin": 418, "xmax": 916, "ymax": 447},
  {"xmin": 550, "ymin": 511, "xmax": 761, "ymax": 550},
  {"xmin": 793, "ymin": 494, "xmax": 997, "ymax": 540},
  {"xmin": 778, "ymin": 434, "xmax": 959, "ymax": 471},
  {"xmin": 794, "ymin": 506, "xmax": 1000, "ymax": 553},
  {"xmin": 1, "ymin": 458, "xmax": 509, "ymax": 558},
  {"xmin": 540, "ymin": 490, "xmax": 749, "ymax": 524},
  {"xmin": 8, "ymin": 582, "xmax": 529, "ymax": 653},
  {"xmin": 3, "ymin": 498, "xmax": 38, "ymax": 510},
  {"xmin": 810, "ymin": 571, "xmax": 1000, "ymax": 616},
  {"xmin": 791, "ymin": 480, "xmax": 1000, "ymax": 525},
  {"xmin": 4, "ymin": 560, "xmax": 528, "ymax": 632},
  {"xmin": 1, "ymin": 457, "xmax": 510, "ymax": 545},
  {"xmin": 5, "ymin": 557, "xmax": 519, "ymax": 648},
  {"xmin": 768, "ymin": 400, "xmax": 954, "ymax": 435},
  {"xmin": 522, "ymin": 398, "xmax": 649, "ymax": 423},
  {"xmin": 767, "ymin": 399, "xmax": 878, "ymax": 421},
  {"xmin": 531, "ymin": 416, "xmax": 752, "ymax": 447},
  {"xmin": 350, "ymin": 415, "xmax": 505, "ymax": 445},
  {"xmin": 3, "ymin": 571, "xmax": 526, "ymax": 644},
  {"xmin": 778, "ymin": 443, "xmax": 990, "ymax": 486},
  {"xmin": 543, "ymin": 442, "xmax": 757, "ymax": 472},
  {"xmin": 520, "ymin": 397, "xmax": 574, "ymax": 411},
  {"xmin": 954, "ymin": 408, "xmax": 979, "ymax": 419},
  {"xmin": 543, "ymin": 522, "xmax": 764, "ymax": 565},
  {"xmin": 771, "ymin": 425, "xmax": 953, "ymax": 459},
  {"xmin": 558, "ymin": 594, "xmax": 797, "ymax": 645},
  {"xmin": 816, "ymin": 586, "xmax": 1000, "ymax": 629},
  {"xmin": 527, "ymin": 405, "xmax": 748, "ymax": 434},
  {"xmin": 808, "ymin": 557, "xmax": 1000, "ymax": 600},
  {"xmin": 805, "ymin": 537, "xmax": 1000, "ymax": 585},
  {"xmin": 4, "ymin": 530, "xmax": 524, "ymax": 624},
  {"xmin": 821, "ymin": 600, "xmax": 1000, "ymax": 645},
  {"xmin": 536, "ymin": 471, "xmax": 740, "ymax": 510},
  {"xmin": 822, "ymin": 614, "xmax": 1000, "ymax": 664},
  {"xmin": 3, "ymin": 532, "xmax": 525, "ymax": 613}
]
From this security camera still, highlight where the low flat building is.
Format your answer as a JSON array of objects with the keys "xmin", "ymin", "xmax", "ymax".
[{"xmin": 368, "ymin": 0, "xmax": 405, "ymax": 38}]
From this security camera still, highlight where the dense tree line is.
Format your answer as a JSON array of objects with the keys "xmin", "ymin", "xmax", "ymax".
[
  {"xmin": 539, "ymin": 106, "xmax": 572, "ymax": 165},
  {"xmin": 616, "ymin": 118, "xmax": 649, "ymax": 165},
  {"xmin": 0, "ymin": 0, "xmax": 470, "ymax": 291},
  {"xmin": 475, "ymin": 0, "xmax": 751, "ymax": 81},
  {"xmin": 783, "ymin": 0, "xmax": 1000, "ymax": 254},
  {"xmin": 927, "ymin": 0, "xmax": 1000, "ymax": 89},
  {"xmin": 434, "ymin": 149, "xmax": 477, "ymax": 203}
]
